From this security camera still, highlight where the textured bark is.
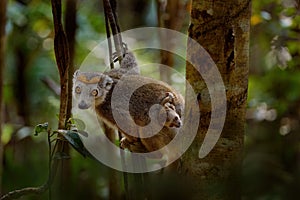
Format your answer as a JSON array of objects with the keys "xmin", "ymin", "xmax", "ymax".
[
  {"xmin": 51, "ymin": 0, "xmax": 70, "ymax": 129},
  {"xmin": 65, "ymin": 0, "xmax": 77, "ymax": 122},
  {"xmin": 180, "ymin": 0, "xmax": 250, "ymax": 199},
  {"xmin": 50, "ymin": 0, "xmax": 71, "ymax": 198},
  {"xmin": 58, "ymin": 0, "xmax": 77, "ymax": 197},
  {"xmin": 0, "ymin": 0, "xmax": 7, "ymax": 195}
]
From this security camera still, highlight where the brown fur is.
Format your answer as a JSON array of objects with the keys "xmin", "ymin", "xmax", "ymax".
[{"xmin": 73, "ymin": 72, "xmax": 184, "ymax": 161}]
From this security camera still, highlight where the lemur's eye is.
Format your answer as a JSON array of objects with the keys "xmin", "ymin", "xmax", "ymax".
[
  {"xmin": 75, "ymin": 86, "xmax": 81, "ymax": 94},
  {"xmin": 91, "ymin": 89, "xmax": 98, "ymax": 96}
]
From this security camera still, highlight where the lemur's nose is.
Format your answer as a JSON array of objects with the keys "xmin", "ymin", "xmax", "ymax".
[
  {"xmin": 78, "ymin": 101, "xmax": 89, "ymax": 109},
  {"xmin": 173, "ymin": 120, "xmax": 182, "ymax": 128}
]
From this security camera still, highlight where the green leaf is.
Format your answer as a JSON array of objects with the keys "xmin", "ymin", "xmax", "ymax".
[
  {"xmin": 60, "ymin": 130, "xmax": 95, "ymax": 159},
  {"xmin": 72, "ymin": 118, "xmax": 86, "ymax": 130},
  {"xmin": 34, "ymin": 122, "xmax": 49, "ymax": 136}
]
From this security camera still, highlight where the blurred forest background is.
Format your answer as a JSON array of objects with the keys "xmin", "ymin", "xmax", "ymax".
[{"xmin": 0, "ymin": 0, "xmax": 300, "ymax": 199}]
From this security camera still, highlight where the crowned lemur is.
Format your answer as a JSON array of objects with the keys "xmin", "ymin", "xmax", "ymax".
[{"xmin": 73, "ymin": 48, "xmax": 184, "ymax": 160}]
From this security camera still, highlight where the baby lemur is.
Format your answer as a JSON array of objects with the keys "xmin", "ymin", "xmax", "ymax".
[
  {"xmin": 73, "ymin": 49, "xmax": 184, "ymax": 158},
  {"xmin": 159, "ymin": 92, "xmax": 182, "ymax": 128},
  {"xmin": 106, "ymin": 48, "xmax": 183, "ymax": 131}
]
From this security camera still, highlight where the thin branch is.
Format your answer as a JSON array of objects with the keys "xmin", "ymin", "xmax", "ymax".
[
  {"xmin": 118, "ymin": 131, "xmax": 129, "ymax": 200},
  {"xmin": 0, "ymin": 185, "xmax": 48, "ymax": 200},
  {"xmin": 41, "ymin": 76, "xmax": 61, "ymax": 96},
  {"xmin": 0, "ymin": 132, "xmax": 54, "ymax": 200},
  {"xmin": 103, "ymin": 2, "xmax": 114, "ymax": 69},
  {"xmin": 103, "ymin": 0, "xmax": 123, "ymax": 63},
  {"xmin": 51, "ymin": 0, "xmax": 70, "ymax": 129},
  {"xmin": 110, "ymin": 0, "xmax": 123, "ymax": 50},
  {"xmin": 65, "ymin": 0, "xmax": 77, "ymax": 122}
]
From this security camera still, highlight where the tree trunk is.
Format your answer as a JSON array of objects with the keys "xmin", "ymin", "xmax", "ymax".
[
  {"xmin": 51, "ymin": 0, "xmax": 71, "ymax": 198},
  {"xmin": 0, "ymin": 0, "xmax": 7, "ymax": 195},
  {"xmin": 54, "ymin": 0, "xmax": 77, "ymax": 198},
  {"xmin": 65, "ymin": 0, "xmax": 77, "ymax": 122},
  {"xmin": 180, "ymin": 0, "xmax": 250, "ymax": 199}
]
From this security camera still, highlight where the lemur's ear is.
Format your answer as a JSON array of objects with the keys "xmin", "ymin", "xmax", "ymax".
[
  {"xmin": 165, "ymin": 92, "xmax": 175, "ymax": 99},
  {"xmin": 104, "ymin": 75, "xmax": 113, "ymax": 90},
  {"xmin": 98, "ymin": 74, "xmax": 113, "ymax": 90}
]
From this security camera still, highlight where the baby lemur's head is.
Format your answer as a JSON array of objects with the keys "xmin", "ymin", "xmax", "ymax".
[
  {"xmin": 73, "ymin": 70, "xmax": 113, "ymax": 109},
  {"xmin": 163, "ymin": 102, "xmax": 182, "ymax": 128},
  {"xmin": 157, "ymin": 102, "xmax": 182, "ymax": 128}
]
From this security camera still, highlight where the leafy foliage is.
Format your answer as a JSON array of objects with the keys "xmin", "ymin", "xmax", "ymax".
[
  {"xmin": 34, "ymin": 122, "xmax": 49, "ymax": 136},
  {"xmin": 245, "ymin": 0, "xmax": 300, "ymax": 199},
  {"xmin": 59, "ymin": 129, "xmax": 95, "ymax": 159}
]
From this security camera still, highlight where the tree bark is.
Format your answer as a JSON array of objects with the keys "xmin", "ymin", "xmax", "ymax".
[
  {"xmin": 65, "ymin": 0, "xmax": 77, "ymax": 122},
  {"xmin": 55, "ymin": 0, "xmax": 77, "ymax": 198},
  {"xmin": 0, "ymin": 0, "xmax": 7, "ymax": 195},
  {"xmin": 50, "ymin": 0, "xmax": 71, "ymax": 198},
  {"xmin": 180, "ymin": 0, "xmax": 250, "ymax": 199}
]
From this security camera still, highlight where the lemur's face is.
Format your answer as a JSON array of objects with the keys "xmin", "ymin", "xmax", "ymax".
[
  {"xmin": 165, "ymin": 107, "xmax": 182, "ymax": 128},
  {"xmin": 164, "ymin": 102, "xmax": 182, "ymax": 128},
  {"xmin": 73, "ymin": 70, "xmax": 113, "ymax": 109},
  {"xmin": 158, "ymin": 102, "xmax": 182, "ymax": 128}
]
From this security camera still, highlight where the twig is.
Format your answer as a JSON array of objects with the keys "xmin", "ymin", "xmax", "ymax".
[
  {"xmin": 0, "ymin": 131, "xmax": 54, "ymax": 200},
  {"xmin": 0, "ymin": 185, "xmax": 48, "ymax": 200},
  {"xmin": 118, "ymin": 131, "xmax": 130, "ymax": 200},
  {"xmin": 103, "ymin": 0, "xmax": 123, "ymax": 63},
  {"xmin": 103, "ymin": 1, "xmax": 114, "ymax": 69},
  {"xmin": 41, "ymin": 76, "xmax": 61, "ymax": 96}
]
